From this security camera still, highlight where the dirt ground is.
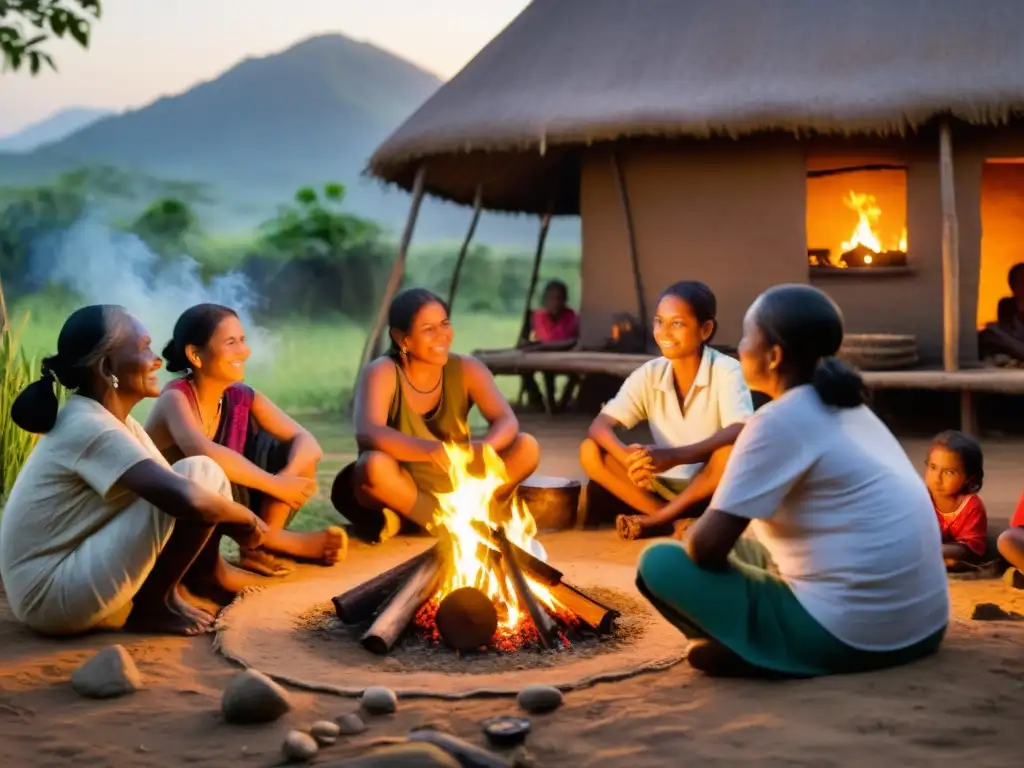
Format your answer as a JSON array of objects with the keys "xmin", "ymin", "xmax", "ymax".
[{"xmin": 0, "ymin": 419, "xmax": 1022, "ymax": 767}]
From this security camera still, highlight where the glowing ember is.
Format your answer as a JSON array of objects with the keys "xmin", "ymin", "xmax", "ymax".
[{"xmin": 414, "ymin": 442, "xmax": 579, "ymax": 651}]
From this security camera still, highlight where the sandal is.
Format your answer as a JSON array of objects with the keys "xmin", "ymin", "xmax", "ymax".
[{"xmin": 237, "ymin": 547, "xmax": 296, "ymax": 577}]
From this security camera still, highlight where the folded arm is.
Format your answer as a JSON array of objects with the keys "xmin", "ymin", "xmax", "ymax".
[{"xmin": 250, "ymin": 391, "xmax": 323, "ymax": 474}]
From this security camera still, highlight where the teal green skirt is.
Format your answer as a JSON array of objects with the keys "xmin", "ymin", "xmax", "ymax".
[{"xmin": 636, "ymin": 538, "xmax": 946, "ymax": 677}]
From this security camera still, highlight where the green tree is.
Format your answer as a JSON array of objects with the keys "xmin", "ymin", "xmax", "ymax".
[
  {"xmin": 255, "ymin": 183, "xmax": 390, "ymax": 320},
  {"xmin": 0, "ymin": 0, "xmax": 101, "ymax": 74},
  {"xmin": 130, "ymin": 197, "xmax": 198, "ymax": 257}
]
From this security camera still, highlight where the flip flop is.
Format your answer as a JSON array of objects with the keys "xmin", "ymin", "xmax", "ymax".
[{"xmin": 237, "ymin": 548, "xmax": 296, "ymax": 577}]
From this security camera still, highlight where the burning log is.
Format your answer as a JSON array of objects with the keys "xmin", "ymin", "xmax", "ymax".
[
  {"xmin": 549, "ymin": 582, "xmax": 619, "ymax": 635},
  {"xmin": 470, "ymin": 520, "xmax": 562, "ymax": 586},
  {"xmin": 494, "ymin": 526, "xmax": 557, "ymax": 649},
  {"xmin": 434, "ymin": 586, "xmax": 499, "ymax": 651},
  {"xmin": 332, "ymin": 545, "xmax": 438, "ymax": 624},
  {"xmin": 361, "ymin": 547, "xmax": 443, "ymax": 655}
]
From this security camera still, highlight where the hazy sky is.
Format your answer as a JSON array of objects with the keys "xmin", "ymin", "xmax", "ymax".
[{"xmin": 0, "ymin": 0, "xmax": 530, "ymax": 135}]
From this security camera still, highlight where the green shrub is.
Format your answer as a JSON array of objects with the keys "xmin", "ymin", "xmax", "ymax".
[{"xmin": 0, "ymin": 313, "xmax": 43, "ymax": 499}]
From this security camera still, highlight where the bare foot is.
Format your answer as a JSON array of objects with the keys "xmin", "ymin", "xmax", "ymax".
[
  {"xmin": 125, "ymin": 600, "xmax": 213, "ymax": 636},
  {"xmin": 176, "ymin": 584, "xmax": 220, "ymax": 622},
  {"xmin": 321, "ymin": 526, "xmax": 348, "ymax": 565},
  {"xmin": 185, "ymin": 558, "xmax": 267, "ymax": 607}
]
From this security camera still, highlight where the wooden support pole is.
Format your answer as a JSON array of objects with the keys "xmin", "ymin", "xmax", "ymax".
[
  {"xmin": 357, "ymin": 166, "xmax": 426, "ymax": 373},
  {"xmin": 939, "ymin": 122, "xmax": 960, "ymax": 373},
  {"xmin": 446, "ymin": 184, "xmax": 483, "ymax": 312},
  {"xmin": 517, "ymin": 211, "xmax": 553, "ymax": 343},
  {"xmin": 611, "ymin": 149, "xmax": 648, "ymax": 332}
]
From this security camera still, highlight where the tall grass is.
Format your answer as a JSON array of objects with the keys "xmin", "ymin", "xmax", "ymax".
[{"xmin": 0, "ymin": 314, "xmax": 44, "ymax": 499}]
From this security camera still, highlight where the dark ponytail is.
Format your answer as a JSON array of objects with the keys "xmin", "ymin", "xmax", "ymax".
[
  {"xmin": 385, "ymin": 288, "xmax": 449, "ymax": 361},
  {"xmin": 163, "ymin": 303, "xmax": 238, "ymax": 374},
  {"xmin": 811, "ymin": 356, "xmax": 866, "ymax": 408},
  {"xmin": 10, "ymin": 305, "xmax": 131, "ymax": 434},
  {"xmin": 751, "ymin": 284, "xmax": 865, "ymax": 410}
]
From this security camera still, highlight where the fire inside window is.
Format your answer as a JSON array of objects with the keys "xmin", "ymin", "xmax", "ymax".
[{"xmin": 807, "ymin": 167, "xmax": 908, "ymax": 269}]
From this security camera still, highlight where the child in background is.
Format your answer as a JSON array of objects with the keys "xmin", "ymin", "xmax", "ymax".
[
  {"xmin": 924, "ymin": 430, "xmax": 988, "ymax": 570},
  {"xmin": 521, "ymin": 280, "xmax": 580, "ymax": 412},
  {"xmin": 998, "ymin": 494, "xmax": 1024, "ymax": 589}
]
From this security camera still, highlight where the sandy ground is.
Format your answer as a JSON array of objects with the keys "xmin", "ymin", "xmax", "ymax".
[{"xmin": 1, "ymin": 421, "xmax": 1023, "ymax": 767}]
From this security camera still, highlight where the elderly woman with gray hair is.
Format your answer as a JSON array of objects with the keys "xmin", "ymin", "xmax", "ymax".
[{"xmin": 0, "ymin": 305, "xmax": 269, "ymax": 637}]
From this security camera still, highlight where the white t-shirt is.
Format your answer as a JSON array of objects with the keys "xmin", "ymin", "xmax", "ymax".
[
  {"xmin": 601, "ymin": 346, "xmax": 753, "ymax": 482},
  {"xmin": 709, "ymin": 385, "xmax": 949, "ymax": 651},
  {"xmin": 0, "ymin": 395, "xmax": 171, "ymax": 627}
]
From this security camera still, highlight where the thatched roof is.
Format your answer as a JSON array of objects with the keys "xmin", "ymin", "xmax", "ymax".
[{"xmin": 369, "ymin": 0, "xmax": 1024, "ymax": 214}]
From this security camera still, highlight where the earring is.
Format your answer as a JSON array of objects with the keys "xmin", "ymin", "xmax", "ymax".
[
  {"xmin": 111, "ymin": 374, "xmax": 119, "ymax": 390},
  {"xmin": 768, "ymin": 362, "xmax": 777, "ymax": 371},
  {"xmin": 401, "ymin": 347, "xmax": 408, "ymax": 357}
]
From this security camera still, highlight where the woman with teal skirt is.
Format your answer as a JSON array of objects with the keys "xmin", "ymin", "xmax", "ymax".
[
  {"xmin": 333, "ymin": 288, "xmax": 540, "ymax": 542},
  {"xmin": 637, "ymin": 284, "xmax": 949, "ymax": 678}
]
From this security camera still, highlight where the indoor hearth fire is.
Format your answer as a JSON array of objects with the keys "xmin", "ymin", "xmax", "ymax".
[
  {"xmin": 331, "ymin": 444, "xmax": 618, "ymax": 654},
  {"xmin": 809, "ymin": 190, "xmax": 908, "ymax": 269}
]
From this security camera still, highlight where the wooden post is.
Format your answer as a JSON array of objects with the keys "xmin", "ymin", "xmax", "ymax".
[
  {"xmin": 939, "ymin": 123, "xmax": 960, "ymax": 373},
  {"xmin": 446, "ymin": 184, "xmax": 483, "ymax": 312},
  {"xmin": 611, "ymin": 149, "xmax": 648, "ymax": 331},
  {"xmin": 517, "ymin": 211, "xmax": 553, "ymax": 343},
  {"xmin": 357, "ymin": 166, "xmax": 426, "ymax": 372}
]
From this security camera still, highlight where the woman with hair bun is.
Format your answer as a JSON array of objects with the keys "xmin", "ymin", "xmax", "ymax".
[
  {"xmin": 0, "ymin": 305, "xmax": 270, "ymax": 637},
  {"xmin": 636, "ymin": 284, "xmax": 949, "ymax": 678},
  {"xmin": 146, "ymin": 304, "xmax": 345, "ymax": 577}
]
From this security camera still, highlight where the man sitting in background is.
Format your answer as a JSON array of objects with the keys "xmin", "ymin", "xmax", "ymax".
[{"xmin": 981, "ymin": 262, "xmax": 1024, "ymax": 362}]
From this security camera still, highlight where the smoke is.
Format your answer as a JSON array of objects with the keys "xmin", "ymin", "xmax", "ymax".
[{"xmin": 30, "ymin": 217, "xmax": 274, "ymax": 371}]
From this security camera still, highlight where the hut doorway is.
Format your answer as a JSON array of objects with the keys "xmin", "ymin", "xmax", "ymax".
[{"xmin": 977, "ymin": 160, "xmax": 1024, "ymax": 329}]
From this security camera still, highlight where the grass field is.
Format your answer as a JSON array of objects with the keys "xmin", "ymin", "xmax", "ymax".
[{"xmin": 6, "ymin": 293, "xmax": 526, "ymax": 534}]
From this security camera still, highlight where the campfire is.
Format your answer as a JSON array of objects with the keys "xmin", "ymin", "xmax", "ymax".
[
  {"xmin": 332, "ymin": 444, "xmax": 618, "ymax": 655},
  {"xmin": 809, "ymin": 190, "xmax": 908, "ymax": 269}
]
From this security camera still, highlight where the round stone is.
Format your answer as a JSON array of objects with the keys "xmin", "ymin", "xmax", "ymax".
[
  {"xmin": 360, "ymin": 685, "xmax": 398, "ymax": 714},
  {"xmin": 310, "ymin": 720, "xmax": 341, "ymax": 744},
  {"xmin": 335, "ymin": 712, "xmax": 367, "ymax": 735},
  {"xmin": 221, "ymin": 669, "xmax": 292, "ymax": 724},
  {"xmin": 516, "ymin": 685, "xmax": 563, "ymax": 713},
  {"xmin": 282, "ymin": 730, "xmax": 318, "ymax": 762}
]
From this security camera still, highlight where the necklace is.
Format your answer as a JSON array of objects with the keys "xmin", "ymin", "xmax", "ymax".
[
  {"xmin": 188, "ymin": 379, "xmax": 223, "ymax": 438},
  {"xmin": 400, "ymin": 366, "xmax": 443, "ymax": 396}
]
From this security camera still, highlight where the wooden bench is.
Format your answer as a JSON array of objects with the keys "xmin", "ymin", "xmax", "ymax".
[{"xmin": 473, "ymin": 349, "xmax": 1024, "ymax": 436}]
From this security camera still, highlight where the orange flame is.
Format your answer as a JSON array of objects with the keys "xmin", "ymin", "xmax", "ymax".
[
  {"xmin": 430, "ymin": 443, "xmax": 560, "ymax": 632},
  {"xmin": 838, "ymin": 191, "xmax": 907, "ymax": 266}
]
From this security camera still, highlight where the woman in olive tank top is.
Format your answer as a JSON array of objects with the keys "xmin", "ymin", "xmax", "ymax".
[{"xmin": 333, "ymin": 288, "xmax": 540, "ymax": 543}]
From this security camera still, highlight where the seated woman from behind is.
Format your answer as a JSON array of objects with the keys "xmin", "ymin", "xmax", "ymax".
[
  {"xmin": 333, "ymin": 288, "xmax": 540, "ymax": 542},
  {"xmin": 0, "ymin": 306, "xmax": 270, "ymax": 637},
  {"xmin": 579, "ymin": 281, "xmax": 753, "ymax": 539},
  {"xmin": 924, "ymin": 430, "xmax": 988, "ymax": 571},
  {"xmin": 636, "ymin": 285, "xmax": 949, "ymax": 678},
  {"xmin": 146, "ymin": 304, "xmax": 345, "ymax": 577}
]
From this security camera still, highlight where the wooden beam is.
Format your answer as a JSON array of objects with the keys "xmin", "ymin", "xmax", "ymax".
[
  {"xmin": 939, "ymin": 122, "xmax": 960, "ymax": 372},
  {"xmin": 446, "ymin": 184, "xmax": 483, "ymax": 312},
  {"xmin": 517, "ymin": 211, "xmax": 553, "ymax": 343},
  {"xmin": 611, "ymin": 149, "xmax": 648, "ymax": 331},
  {"xmin": 357, "ymin": 166, "xmax": 426, "ymax": 373}
]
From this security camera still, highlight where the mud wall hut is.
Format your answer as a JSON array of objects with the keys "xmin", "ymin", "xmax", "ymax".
[{"xmin": 368, "ymin": 0, "xmax": 1024, "ymax": 368}]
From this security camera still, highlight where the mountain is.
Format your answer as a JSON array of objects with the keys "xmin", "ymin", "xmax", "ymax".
[
  {"xmin": 0, "ymin": 35, "xmax": 571, "ymax": 244},
  {"xmin": 0, "ymin": 107, "xmax": 114, "ymax": 152}
]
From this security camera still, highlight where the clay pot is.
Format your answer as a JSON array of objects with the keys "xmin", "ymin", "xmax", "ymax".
[{"xmin": 517, "ymin": 475, "xmax": 580, "ymax": 531}]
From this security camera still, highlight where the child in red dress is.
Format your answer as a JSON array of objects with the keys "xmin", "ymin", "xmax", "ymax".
[{"xmin": 924, "ymin": 430, "xmax": 988, "ymax": 570}]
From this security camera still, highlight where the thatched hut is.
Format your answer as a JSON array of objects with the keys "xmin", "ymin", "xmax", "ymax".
[{"xmin": 367, "ymin": 0, "xmax": 1024, "ymax": 375}]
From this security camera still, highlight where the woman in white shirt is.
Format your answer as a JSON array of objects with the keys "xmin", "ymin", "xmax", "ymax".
[
  {"xmin": 636, "ymin": 284, "xmax": 949, "ymax": 677},
  {"xmin": 580, "ymin": 281, "xmax": 754, "ymax": 537},
  {"xmin": 0, "ymin": 305, "xmax": 269, "ymax": 637}
]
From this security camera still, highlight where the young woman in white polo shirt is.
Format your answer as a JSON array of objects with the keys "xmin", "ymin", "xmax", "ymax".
[
  {"xmin": 636, "ymin": 284, "xmax": 949, "ymax": 677},
  {"xmin": 580, "ymin": 281, "xmax": 755, "ymax": 538}
]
